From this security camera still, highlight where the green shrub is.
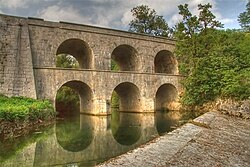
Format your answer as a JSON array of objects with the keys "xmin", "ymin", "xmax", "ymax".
[{"xmin": 0, "ymin": 95, "xmax": 56, "ymax": 121}]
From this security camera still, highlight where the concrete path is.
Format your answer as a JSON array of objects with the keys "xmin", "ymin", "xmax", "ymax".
[{"xmin": 98, "ymin": 112, "xmax": 250, "ymax": 167}]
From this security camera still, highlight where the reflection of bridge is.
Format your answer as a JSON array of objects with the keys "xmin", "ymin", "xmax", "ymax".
[
  {"xmin": 0, "ymin": 14, "xmax": 182, "ymax": 115},
  {"xmin": 0, "ymin": 112, "xmax": 183, "ymax": 166},
  {"xmin": 1, "ymin": 113, "xmax": 159, "ymax": 167}
]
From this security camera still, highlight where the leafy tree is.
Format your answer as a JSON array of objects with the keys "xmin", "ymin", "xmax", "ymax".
[
  {"xmin": 238, "ymin": 1, "xmax": 250, "ymax": 32},
  {"xmin": 55, "ymin": 54, "xmax": 79, "ymax": 112},
  {"xmin": 56, "ymin": 54, "xmax": 79, "ymax": 68},
  {"xmin": 111, "ymin": 59, "xmax": 120, "ymax": 71},
  {"xmin": 174, "ymin": 3, "xmax": 223, "ymax": 76},
  {"xmin": 174, "ymin": 3, "xmax": 250, "ymax": 107},
  {"xmin": 129, "ymin": 5, "xmax": 170, "ymax": 37}
]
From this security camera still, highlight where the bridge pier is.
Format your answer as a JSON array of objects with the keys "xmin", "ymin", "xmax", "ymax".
[{"xmin": 91, "ymin": 99, "xmax": 111, "ymax": 115}]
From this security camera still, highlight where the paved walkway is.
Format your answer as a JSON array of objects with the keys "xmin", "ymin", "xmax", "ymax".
[{"xmin": 98, "ymin": 112, "xmax": 250, "ymax": 167}]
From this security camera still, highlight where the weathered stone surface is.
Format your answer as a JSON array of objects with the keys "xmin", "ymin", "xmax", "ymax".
[
  {"xmin": 216, "ymin": 99, "xmax": 250, "ymax": 119},
  {"xmin": 0, "ymin": 14, "xmax": 182, "ymax": 115},
  {"xmin": 98, "ymin": 112, "xmax": 250, "ymax": 167}
]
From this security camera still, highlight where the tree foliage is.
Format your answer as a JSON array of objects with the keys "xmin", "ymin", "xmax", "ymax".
[
  {"xmin": 55, "ymin": 54, "xmax": 79, "ymax": 111},
  {"xmin": 0, "ymin": 95, "xmax": 55, "ymax": 121},
  {"xmin": 238, "ymin": 1, "xmax": 250, "ymax": 32},
  {"xmin": 56, "ymin": 54, "xmax": 79, "ymax": 68},
  {"xmin": 129, "ymin": 5, "xmax": 170, "ymax": 37},
  {"xmin": 174, "ymin": 3, "xmax": 250, "ymax": 106}
]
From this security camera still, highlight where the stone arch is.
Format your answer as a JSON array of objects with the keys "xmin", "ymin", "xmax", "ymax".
[
  {"xmin": 56, "ymin": 38, "xmax": 93, "ymax": 69},
  {"xmin": 111, "ymin": 82, "xmax": 141, "ymax": 112},
  {"xmin": 154, "ymin": 50, "xmax": 177, "ymax": 74},
  {"xmin": 55, "ymin": 80, "xmax": 93, "ymax": 114},
  {"xmin": 155, "ymin": 83, "xmax": 178, "ymax": 111},
  {"xmin": 111, "ymin": 44, "xmax": 139, "ymax": 71}
]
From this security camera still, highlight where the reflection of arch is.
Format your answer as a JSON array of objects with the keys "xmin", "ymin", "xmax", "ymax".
[
  {"xmin": 56, "ymin": 39, "xmax": 93, "ymax": 69},
  {"xmin": 155, "ymin": 84, "xmax": 178, "ymax": 111},
  {"xmin": 55, "ymin": 81, "xmax": 93, "ymax": 114},
  {"xmin": 155, "ymin": 111, "xmax": 179, "ymax": 135},
  {"xmin": 112, "ymin": 82, "xmax": 141, "ymax": 112},
  {"xmin": 56, "ymin": 114, "xmax": 94, "ymax": 152},
  {"xmin": 111, "ymin": 45, "xmax": 139, "ymax": 71},
  {"xmin": 154, "ymin": 50, "xmax": 177, "ymax": 74},
  {"xmin": 111, "ymin": 110, "xmax": 141, "ymax": 145}
]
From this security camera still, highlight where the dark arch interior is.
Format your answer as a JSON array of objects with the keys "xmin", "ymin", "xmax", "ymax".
[
  {"xmin": 154, "ymin": 50, "xmax": 177, "ymax": 74},
  {"xmin": 155, "ymin": 84, "xmax": 178, "ymax": 111},
  {"xmin": 56, "ymin": 39, "xmax": 92, "ymax": 69},
  {"xmin": 112, "ymin": 82, "xmax": 141, "ymax": 112},
  {"xmin": 111, "ymin": 45, "xmax": 139, "ymax": 71},
  {"xmin": 111, "ymin": 111, "xmax": 142, "ymax": 146},
  {"xmin": 56, "ymin": 81, "xmax": 93, "ymax": 114}
]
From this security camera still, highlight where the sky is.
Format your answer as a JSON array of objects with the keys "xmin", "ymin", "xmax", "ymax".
[{"xmin": 0, "ymin": 0, "xmax": 248, "ymax": 30}]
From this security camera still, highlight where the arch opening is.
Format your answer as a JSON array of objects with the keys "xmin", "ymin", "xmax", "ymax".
[
  {"xmin": 155, "ymin": 84, "xmax": 178, "ymax": 111},
  {"xmin": 56, "ymin": 39, "xmax": 92, "ymax": 69},
  {"xmin": 111, "ymin": 45, "xmax": 139, "ymax": 71},
  {"xmin": 55, "ymin": 81, "xmax": 93, "ymax": 115},
  {"xmin": 154, "ymin": 50, "xmax": 177, "ymax": 74},
  {"xmin": 110, "ymin": 82, "xmax": 141, "ymax": 112}
]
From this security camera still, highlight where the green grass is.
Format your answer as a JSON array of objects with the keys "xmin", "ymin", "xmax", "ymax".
[{"xmin": 0, "ymin": 95, "xmax": 56, "ymax": 121}]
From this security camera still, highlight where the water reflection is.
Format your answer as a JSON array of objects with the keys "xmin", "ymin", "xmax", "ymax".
[
  {"xmin": 0, "ymin": 110, "xmax": 204, "ymax": 166},
  {"xmin": 155, "ymin": 110, "xmax": 181, "ymax": 135},
  {"xmin": 111, "ymin": 110, "xmax": 142, "ymax": 146},
  {"xmin": 56, "ymin": 114, "xmax": 94, "ymax": 152}
]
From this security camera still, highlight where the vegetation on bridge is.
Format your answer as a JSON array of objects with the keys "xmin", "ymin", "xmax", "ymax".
[
  {"xmin": 129, "ymin": 3, "xmax": 250, "ymax": 108},
  {"xmin": 0, "ymin": 94, "xmax": 56, "ymax": 121}
]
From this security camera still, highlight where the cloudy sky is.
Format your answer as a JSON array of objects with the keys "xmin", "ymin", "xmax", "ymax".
[{"xmin": 0, "ymin": 0, "xmax": 248, "ymax": 30}]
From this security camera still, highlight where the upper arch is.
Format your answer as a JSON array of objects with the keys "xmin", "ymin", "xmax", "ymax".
[
  {"xmin": 56, "ymin": 38, "xmax": 93, "ymax": 69},
  {"xmin": 111, "ymin": 44, "xmax": 140, "ymax": 71},
  {"xmin": 154, "ymin": 50, "xmax": 178, "ymax": 74}
]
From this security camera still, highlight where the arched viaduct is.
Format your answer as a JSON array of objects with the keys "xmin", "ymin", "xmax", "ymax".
[{"xmin": 0, "ymin": 14, "xmax": 182, "ymax": 115}]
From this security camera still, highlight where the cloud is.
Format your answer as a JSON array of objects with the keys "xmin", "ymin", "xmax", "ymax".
[
  {"xmin": 0, "ymin": 0, "xmax": 36, "ymax": 9},
  {"xmin": 1, "ymin": 0, "xmax": 240, "ymax": 30},
  {"xmin": 38, "ymin": 5, "xmax": 91, "ymax": 24}
]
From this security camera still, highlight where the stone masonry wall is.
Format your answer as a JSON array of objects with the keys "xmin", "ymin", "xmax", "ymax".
[
  {"xmin": 0, "ymin": 14, "xmax": 36, "ymax": 98},
  {"xmin": 0, "ymin": 14, "xmax": 180, "ymax": 114}
]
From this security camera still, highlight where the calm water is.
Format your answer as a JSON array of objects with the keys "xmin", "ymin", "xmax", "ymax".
[{"xmin": 0, "ymin": 109, "xmax": 203, "ymax": 167}]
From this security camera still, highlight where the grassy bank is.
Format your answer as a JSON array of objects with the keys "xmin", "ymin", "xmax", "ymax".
[{"xmin": 0, "ymin": 95, "xmax": 56, "ymax": 122}]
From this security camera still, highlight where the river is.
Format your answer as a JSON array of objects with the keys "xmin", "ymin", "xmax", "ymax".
[{"xmin": 0, "ymin": 109, "xmax": 203, "ymax": 167}]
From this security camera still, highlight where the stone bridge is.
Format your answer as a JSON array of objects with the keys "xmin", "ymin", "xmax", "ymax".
[{"xmin": 0, "ymin": 14, "xmax": 182, "ymax": 115}]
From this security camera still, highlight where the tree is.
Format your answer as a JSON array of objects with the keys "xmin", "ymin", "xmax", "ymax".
[
  {"xmin": 56, "ymin": 54, "xmax": 79, "ymax": 68},
  {"xmin": 55, "ymin": 54, "xmax": 80, "ymax": 112},
  {"xmin": 173, "ymin": 4, "xmax": 250, "ymax": 106},
  {"xmin": 129, "ymin": 5, "xmax": 170, "ymax": 37},
  {"xmin": 174, "ymin": 3, "xmax": 223, "ymax": 76},
  {"xmin": 238, "ymin": 1, "xmax": 250, "ymax": 32}
]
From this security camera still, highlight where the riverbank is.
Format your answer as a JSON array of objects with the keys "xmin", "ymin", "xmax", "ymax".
[
  {"xmin": 98, "ymin": 111, "xmax": 250, "ymax": 167},
  {"xmin": 0, "ymin": 95, "xmax": 56, "ymax": 140}
]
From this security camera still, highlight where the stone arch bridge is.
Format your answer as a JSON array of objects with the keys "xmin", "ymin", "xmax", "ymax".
[{"xmin": 0, "ymin": 14, "xmax": 182, "ymax": 115}]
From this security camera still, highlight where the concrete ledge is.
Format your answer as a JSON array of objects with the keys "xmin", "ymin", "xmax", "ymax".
[{"xmin": 98, "ymin": 111, "xmax": 250, "ymax": 167}]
